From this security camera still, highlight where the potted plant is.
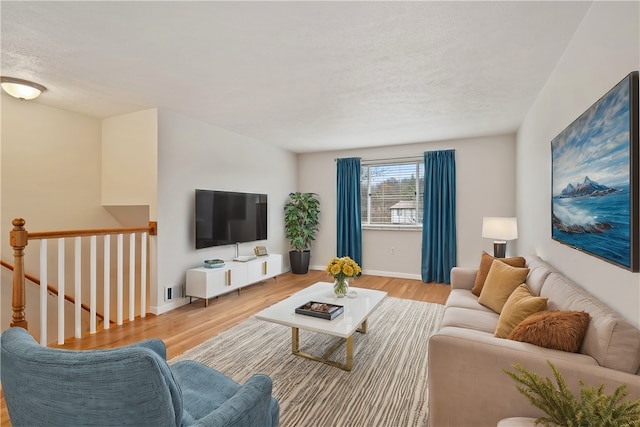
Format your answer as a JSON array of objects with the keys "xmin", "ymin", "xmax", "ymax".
[
  {"xmin": 284, "ymin": 192, "xmax": 320, "ymax": 274},
  {"xmin": 504, "ymin": 361, "xmax": 640, "ymax": 426}
]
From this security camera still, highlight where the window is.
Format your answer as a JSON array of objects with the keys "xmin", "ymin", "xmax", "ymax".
[{"xmin": 360, "ymin": 160, "xmax": 424, "ymax": 227}]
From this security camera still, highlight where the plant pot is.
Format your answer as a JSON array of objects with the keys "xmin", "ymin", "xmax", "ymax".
[{"xmin": 289, "ymin": 250, "xmax": 311, "ymax": 275}]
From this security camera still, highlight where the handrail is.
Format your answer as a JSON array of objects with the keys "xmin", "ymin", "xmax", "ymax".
[
  {"xmin": 10, "ymin": 218, "xmax": 157, "ymax": 331},
  {"xmin": 1, "ymin": 260, "xmax": 111, "ymax": 323},
  {"xmin": 27, "ymin": 222, "xmax": 157, "ymax": 240}
]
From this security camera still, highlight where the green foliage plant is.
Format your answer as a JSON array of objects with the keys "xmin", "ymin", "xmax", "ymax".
[
  {"xmin": 504, "ymin": 361, "xmax": 640, "ymax": 427},
  {"xmin": 284, "ymin": 192, "xmax": 320, "ymax": 252}
]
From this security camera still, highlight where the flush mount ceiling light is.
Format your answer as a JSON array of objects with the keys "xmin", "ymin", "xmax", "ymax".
[{"xmin": 1, "ymin": 76, "xmax": 47, "ymax": 100}]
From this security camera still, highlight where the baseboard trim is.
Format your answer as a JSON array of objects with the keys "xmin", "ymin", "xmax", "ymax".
[
  {"xmin": 308, "ymin": 265, "xmax": 421, "ymax": 281},
  {"xmin": 150, "ymin": 298, "xmax": 189, "ymax": 315}
]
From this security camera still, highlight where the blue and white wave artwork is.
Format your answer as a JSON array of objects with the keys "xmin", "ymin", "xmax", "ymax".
[{"xmin": 551, "ymin": 74, "xmax": 632, "ymax": 268}]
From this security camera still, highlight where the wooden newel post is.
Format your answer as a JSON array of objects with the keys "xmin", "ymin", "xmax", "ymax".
[{"xmin": 10, "ymin": 218, "xmax": 28, "ymax": 329}]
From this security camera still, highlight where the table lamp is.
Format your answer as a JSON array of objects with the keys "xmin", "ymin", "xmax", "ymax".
[{"xmin": 482, "ymin": 217, "xmax": 518, "ymax": 258}]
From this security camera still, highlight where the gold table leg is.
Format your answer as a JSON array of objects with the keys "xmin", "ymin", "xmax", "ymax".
[
  {"xmin": 292, "ymin": 327, "xmax": 300, "ymax": 353},
  {"xmin": 357, "ymin": 318, "xmax": 368, "ymax": 334},
  {"xmin": 345, "ymin": 335, "xmax": 353, "ymax": 370},
  {"xmin": 290, "ymin": 319, "xmax": 368, "ymax": 371}
]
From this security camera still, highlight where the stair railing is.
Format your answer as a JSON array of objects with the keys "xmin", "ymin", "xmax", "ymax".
[
  {"xmin": 9, "ymin": 218, "xmax": 157, "ymax": 345},
  {"xmin": 1, "ymin": 259, "xmax": 109, "ymax": 324}
]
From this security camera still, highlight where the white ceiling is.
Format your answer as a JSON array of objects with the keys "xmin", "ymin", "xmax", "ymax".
[{"xmin": 1, "ymin": 1, "xmax": 593, "ymax": 153}]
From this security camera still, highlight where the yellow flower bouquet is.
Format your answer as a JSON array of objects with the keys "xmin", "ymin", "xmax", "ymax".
[{"xmin": 325, "ymin": 256, "xmax": 361, "ymax": 297}]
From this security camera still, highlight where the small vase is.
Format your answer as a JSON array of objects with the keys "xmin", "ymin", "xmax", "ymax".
[{"xmin": 334, "ymin": 277, "xmax": 349, "ymax": 298}]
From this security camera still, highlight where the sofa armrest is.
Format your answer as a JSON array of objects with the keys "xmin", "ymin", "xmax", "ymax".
[
  {"xmin": 197, "ymin": 374, "xmax": 278, "ymax": 427},
  {"xmin": 428, "ymin": 328, "xmax": 640, "ymax": 427},
  {"xmin": 450, "ymin": 267, "xmax": 477, "ymax": 290}
]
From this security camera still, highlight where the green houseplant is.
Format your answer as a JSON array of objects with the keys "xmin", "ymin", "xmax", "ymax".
[
  {"xmin": 504, "ymin": 361, "xmax": 640, "ymax": 427},
  {"xmin": 284, "ymin": 192, "xmax": 320, "ymax": 274}
]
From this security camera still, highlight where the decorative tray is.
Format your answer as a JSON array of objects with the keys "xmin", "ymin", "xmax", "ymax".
[
  {"xmin": 233, "ymin": 255, "xmax": 257, "ymax": 262},
  {"xmin": 295, "ymin": 301, "xmax": 344, "ymax": 320}
]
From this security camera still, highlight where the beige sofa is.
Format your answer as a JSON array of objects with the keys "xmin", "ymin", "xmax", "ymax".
[{"xmin": 428, "ymin": 254, "xmax": 640, "ymax": 427}]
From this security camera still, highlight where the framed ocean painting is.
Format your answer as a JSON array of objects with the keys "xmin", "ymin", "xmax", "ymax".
[{"xmin": 551, "ymin": 71, "xmax": 639, "ymax": 272}]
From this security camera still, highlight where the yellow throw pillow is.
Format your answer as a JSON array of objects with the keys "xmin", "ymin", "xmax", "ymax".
[
  {"xmin": 478, "ymin": 260, "xmax": 530, "ymax": 313},
  {"xmin": 494, "ymin": 284, "xmax": 548, "ymax": 338},
  {"xmin": 471, "ymin": 251, "xmax": 526, "ymax": 297}
]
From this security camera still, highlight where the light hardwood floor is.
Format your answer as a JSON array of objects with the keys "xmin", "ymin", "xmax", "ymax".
[{"xmin": 1, "ymin": 270, "xmax": 450, "ymax": 426}]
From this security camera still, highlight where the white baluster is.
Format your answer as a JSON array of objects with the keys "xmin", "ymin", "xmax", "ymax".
[
  {"xmin": 103, "ymin": 235, "xmax": 110, "ymax": 330},
  {"xmin": 74, "ymin": 237, "xmax": 81, "ymax": 338},
  {"xmin": 140, "ymin": 232, "xmax": 147, "ymax": 318},
  {"xmin": 129, "ymin": 233, "xmax": 135, "ymax": 321},
  {"xmin": 57, "ymin": 238, "xmax": 65, "ymax": 345},
  {"xmin": 90, "ymin": 235, "xmax": 97, "ymax": 333},
  {"xmin": 39, "ymin": 239, "xmax": 47, "ymax": 346},
  {"xmin": 117, "ymin": 234, "xmax": 123, "ymax": 325}
]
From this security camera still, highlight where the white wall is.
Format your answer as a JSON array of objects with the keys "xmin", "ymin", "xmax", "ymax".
[
  {"xmin": 154, "ymin": 109, "xmax": 296, "ymax": 314},
  {"xmin": 1, "ymin": 96, "xmax": 121, "ymax": 233},
  {"xmin": 102, "ymin": 108, "xmax": 158, "ymax": 218},
  {"xmin": 1, "ymin": 95, "xmax": 122, "ymax": 334},
  {"xmin": 298, "ymin": 133, "xmax": 518, "ymax": 279},
  {"xmin": 517, "ymin": 1, "xmax": 640, "ymax": 327}
]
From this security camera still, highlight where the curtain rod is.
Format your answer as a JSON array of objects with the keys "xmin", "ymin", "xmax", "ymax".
[
  {"xmin": 334, "ymin": 150, "xmax": 455, "ymax": 162},
  {"xmin": 362, "ymin": 155, "xmax": 422, "ymax": 163},
  {"xmin": 334, "ymin": 155, "xmax": 421, "ymax": 162}
]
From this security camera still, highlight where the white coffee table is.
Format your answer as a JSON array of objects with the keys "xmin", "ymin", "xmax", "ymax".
[{"xmin": 254, "ymin": 281, "xmax": 387, "ymax": 371}]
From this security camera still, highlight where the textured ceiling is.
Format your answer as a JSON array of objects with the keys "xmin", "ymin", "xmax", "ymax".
[{"xmin": 1, "ymin": 1, "xmax": 592, "ymax": 153}]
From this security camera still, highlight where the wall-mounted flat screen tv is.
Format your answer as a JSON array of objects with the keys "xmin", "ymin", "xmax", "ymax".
[{"xmin": 195, "ymin": 189, "xmax": 268, "ymax": 249}]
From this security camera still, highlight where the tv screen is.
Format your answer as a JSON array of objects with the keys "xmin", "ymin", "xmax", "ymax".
[{"xmin": 195, "ymin": 189, "xmax": 268, "ymax": 249}]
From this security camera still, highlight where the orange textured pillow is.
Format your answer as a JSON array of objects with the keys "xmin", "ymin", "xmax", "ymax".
[
  {"xmin": 508, "ymin": 310, "xmax": 591, "ymax": 353},
  {"xmin": 471, "ymin": 251, "xmax": 526, "ymax": 296}
]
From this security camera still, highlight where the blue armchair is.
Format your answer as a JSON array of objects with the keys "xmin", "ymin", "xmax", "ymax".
[{"xmin": 1, "ymin": 327, "xmax": 279, "ymax": 426}]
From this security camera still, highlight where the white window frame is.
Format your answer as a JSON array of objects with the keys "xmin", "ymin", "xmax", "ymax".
[{"xmin": 360, "ymin": 158, "xmax": 424, "ymax": 231}]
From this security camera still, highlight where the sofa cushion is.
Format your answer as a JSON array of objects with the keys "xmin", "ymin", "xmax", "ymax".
[
  {"xmin": 471, "ymin": 252, "xmax": 526, "ymax": 296},
  {"xmin": 507, "ymin": 310, "xmax": 591, "ymax": 353},
  {"xmin": 524, "ymin": 255, "xmax": 555, "ymax": 295},
  {"xmin": 524, "ymin": 254, "xmax": 556, "ymax": 273},
  {"xmin": 434, "ymin": 326, "xmax": 601, "ymax": 366},
  {"xmin": 478, "ymin": 260, "xmax": 530, "ymax": 313},
  {"xmin": 540, "ymin": 272, "xmax": 640, "ymax": 373},
  {"xmin": 440, "ymin": 306, "xmax": 498, "ymax": 334},
  {"xmin": 494, "ymin": 284, "xmax": 548, "ymax": 338},
  {"xmin": 445, "ymin": 289, "xmax": 495, "ymax": 313}
]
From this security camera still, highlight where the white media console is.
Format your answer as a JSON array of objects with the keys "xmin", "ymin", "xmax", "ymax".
[{"xmin": 186, "ymin": 254, "xmax": 282, "ymax": 307}]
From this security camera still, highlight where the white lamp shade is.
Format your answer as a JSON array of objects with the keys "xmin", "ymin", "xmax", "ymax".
[
  {"xmin": 482, "ymin": 217, "xmax": 518, "ymax": 241},
  {"xmin": 1, "ymin": 77, "xmax": 46, "ymax": 100}
]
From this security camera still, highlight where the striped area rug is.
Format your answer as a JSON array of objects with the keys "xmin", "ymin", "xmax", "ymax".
[{"xmin": 170, "ymin": 297, "xmax": 445, "ymax": 427}]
